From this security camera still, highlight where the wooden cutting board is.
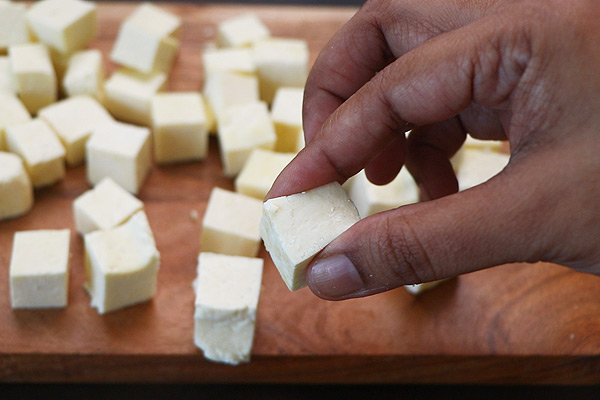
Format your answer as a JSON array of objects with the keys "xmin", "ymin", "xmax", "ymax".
[{"xmin": 1, "ymin": 3, "xmax": 599, "ymax": 384}]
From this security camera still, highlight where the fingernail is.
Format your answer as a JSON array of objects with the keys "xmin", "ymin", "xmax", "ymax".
[{"xmin": 308, "ymin": 254, "xmax": 364, "ymax": 299}]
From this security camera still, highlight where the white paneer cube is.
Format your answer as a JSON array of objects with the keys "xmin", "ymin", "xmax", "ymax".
[
  {"xmin": 86, "ymin": 120, "xmax": 152, "ymax": 194},
  {"xmin": 84, "ymin": 211, "xmax": 160, "ymax": 314},
  {"xmin": 111, "ymin": 3, "xmax": 181, "ymax": 74},
  {"xmin": 26, "ymin": 0, "xmax": 97, "ymax": 55},
  {"xmin": 0, "ymin": 151, "xmax": 33, "ymax": 221},
  {"xmin": 203, "ymin": 70, "xmax": 259, "ymax": 119},
  {"xmin": 404, "ymin": 279, "xmax": 449, "ymax": 295},
  {"xmin": 216, "ymin": 14, "xmax": 270, "ymax": 48},
  {"xmin": 253, "ymin": 38, "xmax": 308, "ymax": 103},
  {"xmin": 234, "ymin": 148, "xmax": 294, "ymax": 200},
  {"xmin": 0, "ymin": 92, "xmax": 31, "ymax": 151},
  {"xmin": 217, "ymin": 101, "xmax": 276, "ymax": 177},
  {"xmin": 201, "ymin": 187, "xmax": 263, "ymax": 257},
  {"xmin": 62, "ymin": 49, "xmax": 105, "ymax": 102},
  {"xmin": 104, "ymin": 69, "xmax": 167, "ymax": 126},
  {"xmin": 73, "ymin": 177, "xmax": 143, "ymax": 235},
  {"xmin": 456, "ymin": 148, "xmax": 510, "ymax": 191},
  {"xmin": 0, "ymin": 1, "xmax": 30, "ymax": 51},
  {"xmin": 347, "ymin": 168, "xmax": 418, "ymax": 218},
  {"xmin": 194, "ymin": 252, "xmax": 263, "ymax": 365},
  {"xmin": 9, "ymin": 43, "xmax": 57, "ymax": 114},
  {"xmin": 5, "ymin": 119, "xmax": 65, "ymax": 188},
  {"xmin": 0, "ymin": 56, "xmax": 17, "ymax": 96},
  {"xmin": 151, "ymin": 92, "xmax": 209, "ymax": 164},
  {"xmin": 10, "ymin": 229, "xmax": 71, "ymax": 309},
  {"xmin": 271, "ymin": 87, "xmax": 303, "ymax": 152},
  {"xmin": 39, "ymin": 95, "xmax": 113, "ymax": 166},
  {"xmin": 202, "ymin": 47, "xmax": 256, "ymax": 80},
  {"xmin": 463, "ymin": 136, "xmax": 505, "ymax": 152},
  {"xmin": 260, "ymin": 182, "xmax": 360, "ymax": 291}
]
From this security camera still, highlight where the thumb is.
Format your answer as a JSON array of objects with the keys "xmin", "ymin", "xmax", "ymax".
[{"xmin": 306, "ymin": 157, "xmax": 550, "ymax": 300}]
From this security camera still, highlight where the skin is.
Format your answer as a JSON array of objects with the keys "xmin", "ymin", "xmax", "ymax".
[{"xmin": 266, "ymin": 0, "xmax": 600, "ymax": 300}]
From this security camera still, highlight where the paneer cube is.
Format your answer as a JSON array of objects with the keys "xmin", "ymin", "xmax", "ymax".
[
  {"xmin": 456, "ymin": 148, "xmax": 510, "ymax": 191},
  {"xmin": 217, "ymin": 101, "xmax": 276, "ymax": 177},
  {"xmin": 73, "ymin": 177, "xmax": 143, "ymax": 235},
  {"xmin": 27, "ymin": 0, "xmax": 96, "ymax": 55},
  {"xmin": 203, "ymin": 70, "xmax": 259, "ymax": 119},
  {"xmin": 270, "ymin": 87, "xmax": 303, "ymax": 152},
  {"xmin": 200, "ymin": 187, "xmax": 263, "ymax": 258},
  {"xmin": 84, "ymin": 211, "xmax": 160, "ymax": 314},
  {"xmin": 5, "ymin": 119, "xmax": 65, "ymax": 188},
  {"xmin": 216, "ymin": 14, "xmax": 270, "ymax": 48},
  {"xmin": 62, "ymin": 49, "xmax": 105, "ymax": 102},
  {"xmin": 0, "ymin": 1, "xmax": 30, "ymax": 51},
  {"xmin": 260, "ymin": 182, "xmax": 360, "ymax": 291},
  {"xmin": 0, "ymin": 56, "xmax": 17, "ymax": 96},
  {"xmin": 39, "ymin": 95, "xmax": 113, "ymax": 166},
  {"xmin": 0, "ymin": 92, "xmax": 31, "ymax": 151},
  {"xmin": 234, "ymin": 148, "xmax": 294, "ymax": 200},
  {"xmin": 86, "ymin": 120, "xmax": 152, "ymax": 194},
  {"xmin": 0, "ymin": 151, "xmax": 33, "ymax": 221},
  {"xmin": 202, "ymin": 47, "xmax": 256, "ymax": 81},
  {"xmin": 10, "ymin": 229, "xmax": 71, "ymax": 308},
  {"xmin": 194, "ymin": 252, "xmax": 263, "ymax": 365},
  {"xmin": 151, "ymin": 92, "xmax": 209, "ymax": 164}
]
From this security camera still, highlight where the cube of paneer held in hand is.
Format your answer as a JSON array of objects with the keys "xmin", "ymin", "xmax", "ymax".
[
  {"xmin": 86, "ymin": 120, "xmax": 152, "ymax": 194},
  {"xmin": 203, "ymin": 70, "xmax": 259, "ymax": 119},
  {"xmin": 271, "ymin": 87, "xmax": 303, "ymax": 152},
  {"xmin": 0, "ymin": 92, "xmax": 31, "ymax": 151},
  {"xmin": 10, "ymin": 229, "xmax": 71, "ymax": 309},
  {"xmin": 0, "ymin": 152, "xmax": 33, "ymax": 221},
  {"xmin": 104, "ymin": 69, "xmax": 167, "ymax": 126},
  {"xmin": 73, "ymin": 177, "xmax": 143, "ymax": 235},
  {"xmin": 202, "ymin": 48, "xmax": 256, "ymax": 81},
  {"xmin": 9, "ymin": 43, "xmax": 57, "ymax": 114},
  {"xmin": 5, "ymin": 119, "xmax": 66, "ymax": 188},
  {"xmin": 63, "ymin": 49, "xmax": 105, "ymax": 102},
  {"xmin": 217, "ymin": 102, "xmax": 276, "ymax": 177},
  {"xmin": 253, "ymin": 38, "xmax": 308, "ymax": 103},
  {"xmin": 27, "ymin": 0, "xmax": 97, "ymax": 55},
  {"xmin": 111, "ymin": 3, "xmax": 181, "ymax": 74},
  {"xmin": 201, "ymin": 188, "xmax": 263, "ymax": 257},
  {"xmin": 84, "ymin": 211, "xmax": 160, "ymax": 314},
  {"xmin": 0, "ymin": 1, "xmax": 29, "ymax": 51},
  {"xmin": 39, "ymin": 95, "xmax": 113, "ymax": 166},
  {"xmin": 151, "ymin": 92, "xmax": 209, "ymax": 164},
  {"xmin": 216, "ymin": 14, "xmax": 270, "ymax": 48},
  {"xmin": 260, "ymin": 182, "xmax": 360, "ymax": 291},
  {"xmin": 347, "ymin": 168, "xmax": 418, "ymax": 218},
  {"xmin": 234, "ymin": 149, "xmax": 295, "ymax": 200},
  {"xmin": 194, "ymin": 252, "xmax": 263, "ymax": 365}
]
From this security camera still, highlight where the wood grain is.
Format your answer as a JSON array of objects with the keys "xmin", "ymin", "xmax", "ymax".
[{"xmin": 1, "ymin": 2, "xmax": 600, "ymax": 384}]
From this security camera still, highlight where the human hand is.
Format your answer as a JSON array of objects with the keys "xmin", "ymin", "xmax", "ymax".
[{"xmin": 267, "ymin": 0, "xmax": 600, "ymax": 300}]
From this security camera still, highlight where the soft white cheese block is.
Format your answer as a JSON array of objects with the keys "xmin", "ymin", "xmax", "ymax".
[
  {"xmin": 194, "ymin": 252, "xmax": 263, "ymax": 365},
  {"xmin": 260, "ymin": 182, "xmax": 360, "ymax": 291},
  {"xmin": 73, "ymin": 177, "xmax": 143, "ymax": 235},
  {"xmin": 0, "ymin": 1, "xmax": 30, "ymax": 51},
  {"xmin": 5, "ymin": 119, "xmax": 66, "ymax": 188},
  {"xmin": 151, "ymin": 92, "xmax": 209, "ymax": 164},
  {"xmin": 216, "ymin": 14, "xmax": 270, "ymax": 48},
  {"xmin": 456, "ymin": 148, "xmax": 510, "ymax": 191},
  {"xmin": 252, "ymin": 38, "xmax": 308, "ymax": 104},
  {"xmin": 0, "ymin": 92, "xmax": 31, "ymax": 151},
  {"xmin": 0, "ymin": 151, "xmax": 33, "ymax": 221},
  {"xmin": 27, "ymin": 0, "xmax": 97, "ymax": 55},
  {"xmin": 9, "ymin": 43, "xmax": 57, "ymax": 114},
  {"xmin": 347, "ymin": 168, "xmax": 418, "ymax": 218},
  {"xmin": 39, "ymin": 95, "xmax": 113, "ymax": 166},
  {"xmin": 10, "ymin": 229, "xmax": 71, "ymax": 309},
  {"xmin": 62, "ymin": 49, "xmax": 105, "ymax": 102},
  {"xmin": 217, "ymin": 101, "xmax": 276, "ymax": 177},
  {"xmin": 84, "ymin": 210, "xmax": 160, "ymax": 314},
  {"xmin": 110, "ymin": 3, "xmax": 181, "ymax": 74},
  {"xmin": 404, "ymin": 279, "xmax": 449, "ymax": 295},
  {"xmin": 202, "ymin": 47, "xmax": 256, "ymax": 81},
  {"xmin": 203, "ymin": 70, "xmax": 259, "ymax": 120},
  {"xmin": 104, "ymin": 69, "xmax": 167, "ymax": 126},
  {"xmin": 86, "ymin": 120, "xmax": 152, "ymax": 194},
  {"xmin": 270, "ymin": 87, "xmax": 303, "ymax": 152},
  {"xmin": 234, "ymin": 148, "xmax": 295, "ymax": 200},
  {"xmin": 201, "ymin": 187, "xmax": 263, "ymax": 257},
  {"xmin": 0, "ymin": 56, "xmax": 18, "ymax": 96},
  {"xmin": 463, "ymin": 136, "xmax": 505, "ymax": 152}
]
